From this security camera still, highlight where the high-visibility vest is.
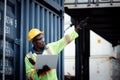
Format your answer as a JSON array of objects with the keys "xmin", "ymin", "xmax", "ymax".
[{"xmin": 25, "ymin": 30, "xmax": 79, "ymax": 80}]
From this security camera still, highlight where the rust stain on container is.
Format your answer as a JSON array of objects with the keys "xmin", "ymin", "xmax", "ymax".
[
  {"xmin": 97, "ymin": 39, "xmax": 101, "ymax": 44},
  {"xmin": 96, "ymin": 70, "xmax": 100, "ymax": 74}
]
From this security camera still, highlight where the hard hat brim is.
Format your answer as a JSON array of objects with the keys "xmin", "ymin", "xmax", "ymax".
[{"xmin": 28, "ymin": 28, "xmax": 44, "ymax": 41}]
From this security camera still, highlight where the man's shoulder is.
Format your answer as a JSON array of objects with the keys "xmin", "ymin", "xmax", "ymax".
[{"xmin": 25, "ymin": 51, "xmax": 32, "ymax": 57}]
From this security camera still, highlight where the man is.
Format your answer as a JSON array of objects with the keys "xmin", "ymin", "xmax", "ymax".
[{"xmin": 25, "ymin": 21, "xmax": 85, "ymax": 80}]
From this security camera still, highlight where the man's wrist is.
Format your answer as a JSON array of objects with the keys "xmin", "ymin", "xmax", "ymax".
[{"xmin": 75, "ymin": 25, "xmax": 81, "ymax": 33}]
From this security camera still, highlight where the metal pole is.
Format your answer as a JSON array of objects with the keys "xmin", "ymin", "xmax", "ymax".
[
  {"xmin": 20, "ymin": 0, "xmax": 24, "ymax": 79},
  {"xmin": 3, "ymin": 0, "xmax": 7, "ymax": 80}
]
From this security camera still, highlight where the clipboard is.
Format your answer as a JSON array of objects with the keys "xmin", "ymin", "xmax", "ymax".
[{"xmin": 35, "ymin": 55, "xmax": 58, "ymax": 70}]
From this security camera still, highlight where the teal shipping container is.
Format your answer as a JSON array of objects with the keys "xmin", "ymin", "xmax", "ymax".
[{"xmin": 0, "ymin": 0, "xmax": 64, "ymax": 80}]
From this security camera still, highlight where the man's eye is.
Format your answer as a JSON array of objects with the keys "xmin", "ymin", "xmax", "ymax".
[{"xmin": 36, "ymin": 38, "xmax": 42, "ymax": 41}]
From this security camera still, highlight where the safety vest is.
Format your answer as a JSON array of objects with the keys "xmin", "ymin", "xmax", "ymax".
[{"xmin": 25, "ymin": 30, "xmax": 79, "ymax": 80}]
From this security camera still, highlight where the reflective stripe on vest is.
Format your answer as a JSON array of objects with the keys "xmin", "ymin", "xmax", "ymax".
[
  {"xmin": 27, "ymin": 52, "xmax": 34, "ymax": 59},
  {"xmin": 64, "ymin": 35, "xmax": 72, "ymax": 44},
  {"xmin": 27, "ymin": 52, "xmax": 36, "ymax": 65},
  {"xmin": 29, "ymin": 52, "xmax": 34, "ymax": 60},
  {"xmin": 38, "ymin": 69, "xmax": 57, "ymax": 80},
  {"xmin": 30, "ymin": 70, "xmax": 37, "ymax": 80},
  {"xmin": 29, "ymin": 72, "xmax": 34, "ymax": 80}
]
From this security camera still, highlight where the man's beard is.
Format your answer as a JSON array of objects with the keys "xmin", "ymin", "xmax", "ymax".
[
  {"xmin": 40, "ymin": 46, "xmax": 45, "ymax": 50},
  {"xmin": 38, "ymin": 44, "xmax": 45, "ymax": 50}
]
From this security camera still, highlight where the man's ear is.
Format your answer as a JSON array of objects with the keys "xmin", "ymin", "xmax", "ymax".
[{"xmin": 32, "ymin": 40, "xmax": 36, "ymax": 45}]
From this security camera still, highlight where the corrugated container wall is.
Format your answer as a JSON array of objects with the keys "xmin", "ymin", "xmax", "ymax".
[{"xmin": 0, "ymin": 0, "xmax": 64, "ymax": 80}]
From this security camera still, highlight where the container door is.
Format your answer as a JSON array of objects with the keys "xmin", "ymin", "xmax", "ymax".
[
  {"xmin": 90, "ymin": 30, "xmax": 113, "ymax": 80},
  {"xmin": 0, "ymin": 0, "xmax": 16, "ymax": 80}
]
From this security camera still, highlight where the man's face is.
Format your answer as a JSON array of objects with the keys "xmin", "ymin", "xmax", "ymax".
[{"xmin": 32, "ymin": 34, "xmax": 45, "ymax": 50}]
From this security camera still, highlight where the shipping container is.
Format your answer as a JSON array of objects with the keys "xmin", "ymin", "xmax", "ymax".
[
  {"xmin": 89, "ymin": 30, "xmax": 120, "ymax": 80},
  {"xmin": 64, "ymin": 25, "xmax": 120, "ymax": 80},
  {"xmin": 0, "ymin": 0, "xmax": 64, "ymax": 80},
  {"xmin": 64, "ymin": 0, "xmax": 120, "ymax": 80}
]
